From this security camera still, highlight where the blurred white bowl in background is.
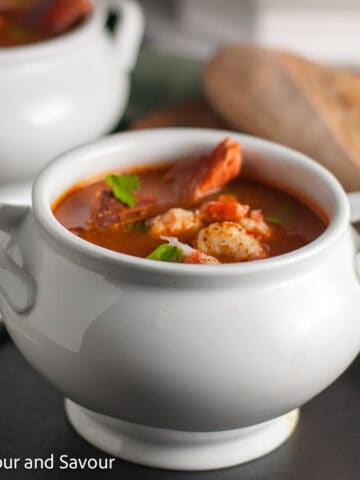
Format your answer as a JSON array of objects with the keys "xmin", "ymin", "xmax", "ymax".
[{"xmin": 0, "ymin": 0, "xmax": 144, "ymax": 184}]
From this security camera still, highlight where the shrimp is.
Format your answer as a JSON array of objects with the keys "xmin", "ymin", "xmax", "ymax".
[
  {"xmin": 147, "ymin": 208, "xmax": 203, "ymax": 237},
  {"xmin": 161, "ymin": 236, "xmax": 220, "ymax": 264},
  {"xmin": 196, "ymin": 222, "xmax": 268, "ymax": 261},
  {"xmin": 240, "ymin": 209, "xmax": 272, "ymax": 239},
  {"xmin": 199, "ymin": 198, "xmax": 249, "ymax": 223},
  {"xmin": 199, "ymin": 195, "xmax": 271, "ymax": 240}
]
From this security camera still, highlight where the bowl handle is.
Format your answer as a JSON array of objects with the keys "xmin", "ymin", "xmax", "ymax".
[
  {"xmin": 0, "ymin": 204, "xmax": 35, "ymax": 314},
  {"xmin": 105, "ymin": 0, "xmax": 144, "ymax": 71}
]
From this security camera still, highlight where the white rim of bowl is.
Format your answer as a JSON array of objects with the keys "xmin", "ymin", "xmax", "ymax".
[{"xmin": 33, "ymin": 128, "xmax": 349, "ymax": 278}]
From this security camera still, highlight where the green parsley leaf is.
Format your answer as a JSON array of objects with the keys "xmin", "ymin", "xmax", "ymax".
[
  {"xmin": 105, "ymin": 174, "xmax": 139, "ymax": 207},
  {"xmin": 147, "ymin": 244, "xmax": 184, "ymax": 262},
  {"xmin": 264, "ymin": 215, "xmax": 286, "ymax": 225}
]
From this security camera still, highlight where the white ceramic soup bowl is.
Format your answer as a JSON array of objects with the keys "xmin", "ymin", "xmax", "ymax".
[
  {"xmin": 0, "ymin": 0, "xmax": 143, "ymax": 184},
  {"xmin": 0, "ymin": 129, "xmax": 359, "ymax": 471}
]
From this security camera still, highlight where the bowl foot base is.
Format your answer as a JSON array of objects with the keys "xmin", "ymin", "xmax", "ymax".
[{"xmin": 65, "ymin": 399, "xmax": 299, "ymax": 471}]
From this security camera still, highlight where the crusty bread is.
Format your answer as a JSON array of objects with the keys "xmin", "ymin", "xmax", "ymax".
[{"xmin": 204, "ymin": 45, "xmax": 360, "ymax": 191}]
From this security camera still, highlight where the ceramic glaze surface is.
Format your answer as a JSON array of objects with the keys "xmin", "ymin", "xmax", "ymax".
[
  {"xmin": 3, "ymin": 208, "xmax": 360, "ymax": 431},
  {"xmin": 65, "ymin": 400, "xmax": 300, "ymax": 470},
  {"xmin": 0, "ymin": 1, "xmax": 144, "ymax": 183},
  {"xmin": 0, "ymin": 129, "xmax": 359, "ymax": 469}
]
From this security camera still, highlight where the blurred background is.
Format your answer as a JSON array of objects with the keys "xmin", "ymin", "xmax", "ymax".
[{"xmin": 137, "ymin": 0, "xmax": 360, "ymax": 65}]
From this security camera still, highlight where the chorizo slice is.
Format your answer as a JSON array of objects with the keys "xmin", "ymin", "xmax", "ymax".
[{"xmin": 89, "ymin": 189, "xmax": 157, "ymax": 231}]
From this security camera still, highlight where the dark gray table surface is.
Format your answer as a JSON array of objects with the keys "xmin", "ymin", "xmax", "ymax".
[
  {"xmin": 0, "ymin": 328, "xmax": 359, "ymax": 480},
  {"xmin": 0, "ymin": 49, "xmax": 359, "ymax": 479}
]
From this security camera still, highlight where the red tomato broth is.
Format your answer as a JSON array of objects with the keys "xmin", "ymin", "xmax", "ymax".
[
  {"xmin": 0, "ymin": 0, "xmax": 92, "ymax": 47},
  {"xmin": 53, "ymin": 162, "xmax": 327, "ymax": 263}
]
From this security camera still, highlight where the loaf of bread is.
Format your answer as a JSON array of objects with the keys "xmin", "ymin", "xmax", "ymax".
[{"xmin": 204, "ymin": 45, "xmax": 360, "ymax": 191}]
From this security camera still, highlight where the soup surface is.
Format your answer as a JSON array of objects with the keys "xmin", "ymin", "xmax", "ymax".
[
  {"xmin": 0, "ymin": 0, "xmax": 92, "ymax": 47},
  {"xmin": 53, "ymin": 139, "xmax": 327, "ymax": 265}
]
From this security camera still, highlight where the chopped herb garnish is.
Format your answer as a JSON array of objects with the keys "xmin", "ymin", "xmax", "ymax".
[
  {"xmin": 147, "ymin": 244, "xmax": 184, "ymax": 262},
  {"xmin": 105, "ymin": 174, "xmax": 139, "ymax": 207},
  {"xmin": 127, "ymin": 221, "xmax": 147, "ymax": 233},
  {"xmin": 265, "ymin": 215, "xmax": 286, "ymax": 225}
]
